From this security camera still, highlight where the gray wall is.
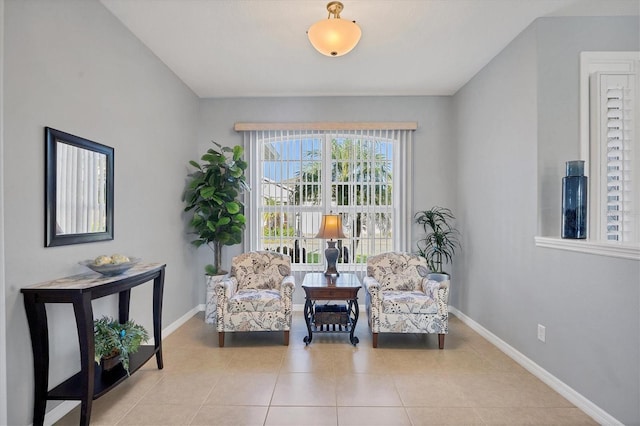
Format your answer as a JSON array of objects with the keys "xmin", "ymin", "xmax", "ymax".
[
  {"xmin": 2, "ymin": 1, "xmax": 200, "ymax": 424},
  {"xmin": 197, "ymin": 96, "xmax": 456, "ymax": 305},
  {"xmin": 0, "ymin": 0, "xmax": 7, "ymax": 423},
  {"xmin": 453, "ymin": 16, "xmax": 640, "ymax": 424}
]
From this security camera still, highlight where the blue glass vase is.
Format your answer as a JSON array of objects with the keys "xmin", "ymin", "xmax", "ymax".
[{"xmin": 561, "ymin": 160, "xmax": 587, "ymax": 239}]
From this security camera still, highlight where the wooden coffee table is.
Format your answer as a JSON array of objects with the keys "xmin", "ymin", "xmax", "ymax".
[{"xmin": 302, "ymin": 272, "xmax": 361, "ymax": 345}]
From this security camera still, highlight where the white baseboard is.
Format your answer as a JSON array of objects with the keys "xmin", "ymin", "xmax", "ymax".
[
  {"xmin": 449, "ymin": 306, "xmax": 622, "ymax": 426},
  {"xmin": 161, "ymin": 305, "xmax": 203, "ymax": 339},
  {"xmin": 42, "ymin": 305, "xmax": 204, "ymax": 426},
  {"xmin": 43, "ymin": 401, "xmax": 80, "ymax": 426}
]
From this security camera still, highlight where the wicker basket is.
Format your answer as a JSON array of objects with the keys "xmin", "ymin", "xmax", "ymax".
[{"xmin": 314, "ymin": 304, "xmax": 348, "ymax": 326}]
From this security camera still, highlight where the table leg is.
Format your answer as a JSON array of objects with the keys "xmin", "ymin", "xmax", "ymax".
[
  {"xmin": 302, "ymin": 299, "xmax": 313, "ymax": 345},
  {"xmin": 118, "ymin": 289, "xmax": 131, "ymax": 324},
  {"xmin": 23, "ymin": 294, "xmax": 48, "ymax": 426},
  {"xmin": 153, "ymin": 268, "xmax": 165, "ymax": 369},
  {"xmin": 72, "ymin": 293, "xmax": 95, "ymax": 426},
  {"xmin": 349, "ymin": 299, "xmax": 360, "ymax": 346}
]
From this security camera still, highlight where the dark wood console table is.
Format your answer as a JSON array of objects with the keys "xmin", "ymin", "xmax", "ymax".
[
  {"xmin": 21, "ymin": 263, "xmax": 166, "ymax": 426},
  {"xmin": 302, "ymin": 273, "xmax": 361, "ymax": 346}
]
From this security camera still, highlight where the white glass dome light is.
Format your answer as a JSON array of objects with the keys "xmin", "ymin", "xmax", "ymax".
[{"xmin": 307, "ymin": 1, "xmax": 361, "ymax": 57}]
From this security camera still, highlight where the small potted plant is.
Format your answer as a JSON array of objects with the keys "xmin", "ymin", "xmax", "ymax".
[
  {"xmin": 182, "ymin": 140, "xmax": 249, "ymax": 276},
  {"xmin": 414, "ymin": 206, "xmax": 461, "ymax": 281},
  {"xmin": 94, "ymin": 316, "xmax": 149, "ymax": 375}
]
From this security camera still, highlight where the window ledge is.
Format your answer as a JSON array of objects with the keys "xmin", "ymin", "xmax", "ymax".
[{"xmin": 534, "ymin": 236, "xmax": 640, "ymax": 261}]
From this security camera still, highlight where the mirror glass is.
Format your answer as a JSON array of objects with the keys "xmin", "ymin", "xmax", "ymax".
[{"xmin": 45, "ymin": 127, "xmax": 114, "ymax": 247}]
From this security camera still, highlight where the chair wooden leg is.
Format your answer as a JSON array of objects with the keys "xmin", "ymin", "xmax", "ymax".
[
  {"xmin": 372, "ymin": 333, "xmax": 378, "ymax": 348},
  {"xmin": 438, "ymin": 333, "xmax": 445, "ymax": 349},
  {"xmin": 284, "ymin": 330, "xmax": 290, "ymax": 346},
  {"xmin": 218, "ymin": 332, "xmax": 225, "ymax": 347}
]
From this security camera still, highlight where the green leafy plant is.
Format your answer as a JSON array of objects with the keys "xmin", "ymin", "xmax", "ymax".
[
  {"xmin": 94, "ymin": 316, "xmax": 149, "ymax": 375},
  {"xmin": 414, "ymin": 206, "xmax": 460, "ymax": 274},
  {"xmin": 183, "ymin": 141, "xmax": 249, "ymax": 275}
]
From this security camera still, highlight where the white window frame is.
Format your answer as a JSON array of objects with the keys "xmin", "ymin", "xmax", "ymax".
[
  {"xmin": 537, "ymin": 52, "xmax": 640, "ymax": 260},
  {"xmin": 237, "ymin": 122, "xmax": 415, "ymax": 272}
]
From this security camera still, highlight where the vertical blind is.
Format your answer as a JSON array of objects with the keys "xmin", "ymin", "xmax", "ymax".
[
  {"xmin": 56, "ymin": 142, "xmax": 107, "ymax": 234},
  {"xmin": 237, "ymin": 123, "xmax": 415, "ymax": 272}
]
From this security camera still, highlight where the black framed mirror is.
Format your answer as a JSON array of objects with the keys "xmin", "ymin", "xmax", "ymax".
[{"xmin": 45, "ymin": 127, "xmax": 114, "ymax": 247}]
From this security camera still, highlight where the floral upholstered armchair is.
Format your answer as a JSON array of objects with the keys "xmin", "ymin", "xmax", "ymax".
[
  {"xmin": 364, "ymin": 252, "xmax": 450, "ymax": 349},
  {"xmin": 213, "ymin": 251, "xmax": 295, "ymax": 347}
]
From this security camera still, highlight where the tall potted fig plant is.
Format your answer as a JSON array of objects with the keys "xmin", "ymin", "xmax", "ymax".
[
  {"xmin": 414, "ymin": 206, "xmax": 460, "ymax": 281},
  {"xmin": 183, "ymin": 141, "xmax": 249, "ymax": 275}
]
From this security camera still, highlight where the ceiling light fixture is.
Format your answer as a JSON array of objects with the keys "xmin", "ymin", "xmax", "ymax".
[{"xmin": 307, "ymin": 1, "xmax": 361, "ymax": 57}]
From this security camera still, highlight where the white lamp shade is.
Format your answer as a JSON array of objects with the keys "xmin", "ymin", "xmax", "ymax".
[
  {"xmin": 315, "ymin": 214, "xmax": 347, "ymax": 239},
  {"xmin": 308, "ymin": 18, "xmax": 361, "ymax": 57}
]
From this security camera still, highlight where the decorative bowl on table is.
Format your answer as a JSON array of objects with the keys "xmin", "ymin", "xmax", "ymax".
[{"xmin": 80, "ymin": 256, "xmax": 140, "ymax": 276}]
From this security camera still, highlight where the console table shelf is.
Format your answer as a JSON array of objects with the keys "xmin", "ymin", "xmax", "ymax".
[
  {"xmin": 21, "ymin": 263, "xmax": 166, "ymax": 426},
  {"xmin": 47, "ymin": 345, "xmax": 156, "ymax": 400}
]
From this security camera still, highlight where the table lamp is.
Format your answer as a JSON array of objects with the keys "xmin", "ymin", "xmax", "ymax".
[{"xmin": 315, "ymin": 213, "xmax": 347, "ymax": 276}]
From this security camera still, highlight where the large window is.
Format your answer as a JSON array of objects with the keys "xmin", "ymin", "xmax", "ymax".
[
  {"xmin": 239, "ymin": 124, "xmax": 415, "ymax": 272},
  {"xmin": 581, "ymin": 52, "xmax": 640, "ymax": 249}
]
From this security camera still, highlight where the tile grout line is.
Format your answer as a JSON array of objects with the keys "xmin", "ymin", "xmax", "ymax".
[
  {"xmin": 114, "ymin": 372, "xmax": 165, "ymax": 425},
  {"xmin": 263, "ymin": 349, "xmax": 286, "ymax": 426},
  {"xmin": 188, "ymin": 370, "xmax": 223, "ymax": 426}
]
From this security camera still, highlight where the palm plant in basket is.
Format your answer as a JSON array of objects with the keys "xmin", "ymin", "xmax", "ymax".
[
  {"xmin": 414, "ymin": 206, "xmax": 460, "ymax": 277},
  {"xmin": 94, "ymin": 316, "xmax": 149, "ymax": 375}
]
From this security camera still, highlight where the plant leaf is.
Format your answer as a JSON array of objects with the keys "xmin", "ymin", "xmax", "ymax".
[
  {"xmin": 233, "ymin": 145, "xmax": 243, "ymax": 160},
  {"xmin": 225, "ymin": 201, "xmax": 240, "ymax": 214},
  {"xmin": 200, "ymin": 187, "xmax": 215, "ymax": 199}
]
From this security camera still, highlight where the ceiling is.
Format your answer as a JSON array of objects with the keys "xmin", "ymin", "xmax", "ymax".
[{"xmin": 100, "ymin": 0, "xmax": 639, "ymax": 98}]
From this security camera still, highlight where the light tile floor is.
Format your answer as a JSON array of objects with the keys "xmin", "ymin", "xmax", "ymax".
[{"xmin": 56, "ymin": 312, "xmax": 597, "ymax": 425}]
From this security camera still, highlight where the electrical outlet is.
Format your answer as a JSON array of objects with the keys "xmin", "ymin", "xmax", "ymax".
[{"xmin": 537, "ymin": 324, "xmax": 546, "ymax": 342}]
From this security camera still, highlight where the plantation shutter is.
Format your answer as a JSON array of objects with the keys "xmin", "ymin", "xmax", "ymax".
[{"xmin": 591, "ymin": 72, "xmax": 638, "ymax": 243}]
